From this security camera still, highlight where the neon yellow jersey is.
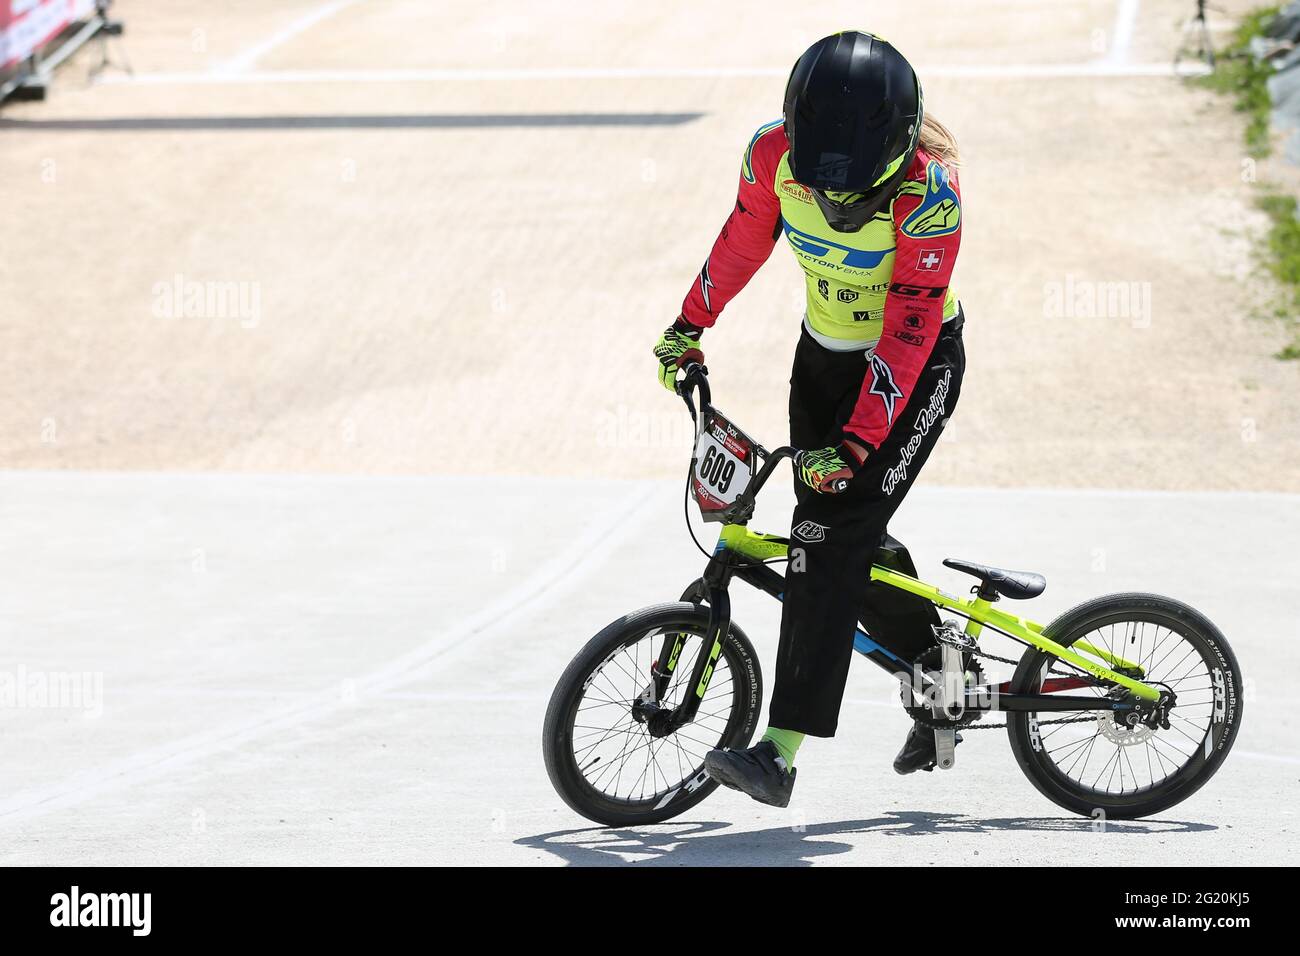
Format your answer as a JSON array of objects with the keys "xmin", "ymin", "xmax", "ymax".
[
  {"xmin": 680, "ymin": 120, "xmax": 963, "ymax": 447},
  {"xmin": 773, "ymin": 154, "xmax": 958, "ymax": 346}
]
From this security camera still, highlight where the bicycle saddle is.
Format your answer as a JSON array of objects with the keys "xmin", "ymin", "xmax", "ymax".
[{"xmin": 942, "ymin": 558, "xmax": 1046, "ymax": 601}]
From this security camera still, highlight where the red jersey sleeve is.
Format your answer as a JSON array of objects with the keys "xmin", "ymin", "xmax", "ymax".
[
  {"xmin": 679, "ymin": 121, "xmax": 786, "ymax": 328},
  {"xmin": 844, "ymin": 153, "xmax": 962, "ymax": 450}
]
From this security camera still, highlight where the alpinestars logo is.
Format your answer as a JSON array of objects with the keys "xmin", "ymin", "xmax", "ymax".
[
  {"xmin": 792, "ymin": 520, "xmax": 828, "ymax": 543},
  {"xmin": 699, "ymin": 261, "xmax": 715, "ymax": 313},
  {"xmin": 867, "ymin": 353, "xmax": 903, "ymax": 425}
]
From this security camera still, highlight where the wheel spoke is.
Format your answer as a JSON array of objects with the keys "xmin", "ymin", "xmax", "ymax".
[
  {"xmin": 566, "ymin": 623, "xmax": 742, "ymax": 804},
  {"xmin": 1026, "ymin": 613, "xmax": 1227, "ymax": 800}
]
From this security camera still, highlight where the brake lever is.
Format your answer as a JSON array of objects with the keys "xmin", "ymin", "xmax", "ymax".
[
  {"xmin": 675, "ymin": 363, "xmax": 708, "ymax": 424},
  {"xmin": 674, "ymin": 363, "xmax": 708, "ymax": 393}
]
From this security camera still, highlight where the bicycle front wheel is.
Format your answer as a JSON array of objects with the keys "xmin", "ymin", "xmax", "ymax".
[
  {"xmin": 1007, "ymin": 593, "xmax": 1243, "ymax": 820},
  {"xmin": 542, "ymin": 602, "xmax": 762, "ymax": 826}
]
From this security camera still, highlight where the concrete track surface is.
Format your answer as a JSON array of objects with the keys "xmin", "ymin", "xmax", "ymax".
[
  {"xmin": 0, "ymin": 472, "xmax": 1295, "ymax": 865},
  {"xmin": 1, "ymin": 2, "xmax": 1298, "ymax": 866}
]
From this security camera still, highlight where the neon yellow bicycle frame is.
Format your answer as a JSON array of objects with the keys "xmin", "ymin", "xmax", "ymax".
[{"xmin": 716, "ymin": 525, "xmax": 1159, "ymax": 702}]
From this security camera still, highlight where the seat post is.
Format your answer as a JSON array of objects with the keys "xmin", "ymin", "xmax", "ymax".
[{"xmin": 963, "ymin": 588, "xmax": 997, "ymax": 640}]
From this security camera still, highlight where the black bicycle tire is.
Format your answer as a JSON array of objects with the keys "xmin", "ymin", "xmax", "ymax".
[
  {"xmin": 542, "ymin": 602, "xmax": 762, "ymax": 826},
  {"xmin": 1006, "ymin": 593, "xmax": 1243, "ymax": 820}
]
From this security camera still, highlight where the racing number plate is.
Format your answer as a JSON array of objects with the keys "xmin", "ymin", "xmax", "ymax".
[{"xmin": 691, "ymin": 409, "xmax": 756, "ymax": 522}]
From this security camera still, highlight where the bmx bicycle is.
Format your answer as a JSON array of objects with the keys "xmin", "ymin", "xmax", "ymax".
[{"xmin": 542, "ymin": 364, "xmax": 1243, "ymax": 825}]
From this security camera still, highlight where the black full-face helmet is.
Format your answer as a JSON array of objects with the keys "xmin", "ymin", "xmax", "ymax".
[{"xmin": 783, "ymin": 31, "xmax": 923, "ymax": 232}]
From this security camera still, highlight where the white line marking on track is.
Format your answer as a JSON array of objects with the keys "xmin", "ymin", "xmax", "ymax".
[
  {"xmin": 98, "ymin": 61, "xmax": 1211, "ymax": 88},
  {"xmin": 1108, "ymin": 0, "xmax": 1141, "ymax": 65},
  {"xmin": 216, "ymin": 0, "xmax": 363, "ymax": 74},
  {"xmin": 0, "ymin": 482, "xmax": 660, "ymax": 828}
]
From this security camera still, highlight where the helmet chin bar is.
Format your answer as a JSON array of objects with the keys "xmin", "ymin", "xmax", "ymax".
[
  {"xmin": 811, "ymin": 186, "xmax": 892, "ymax": 233},
  {"xmin": 807, "ymin": 145, "xmax": 917, "ymax": 232}
]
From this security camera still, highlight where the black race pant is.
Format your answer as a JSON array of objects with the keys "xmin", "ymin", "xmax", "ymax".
[{"xmin": 769, "ymin": 315, "xmax": 965, "ymax": 737}]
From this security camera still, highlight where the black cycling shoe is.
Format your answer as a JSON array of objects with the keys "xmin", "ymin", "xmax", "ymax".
[
  {"xmin": 704, "ymin": 740, "xmax": 796, "ymax": 808},
  {"xmin": 893, "ymin": 720, "xmax": 963, "ymax": 775}
]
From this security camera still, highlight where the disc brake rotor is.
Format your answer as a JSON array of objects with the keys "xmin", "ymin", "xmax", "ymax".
[{"xmin": 1095, "ymin": 711, "xmax": 1155, "ymax": 746}]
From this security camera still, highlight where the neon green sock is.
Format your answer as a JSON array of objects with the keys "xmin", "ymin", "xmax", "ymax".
[{"xmin": 761, "ymin": 726, "xmax": 804, "ymax": 769}]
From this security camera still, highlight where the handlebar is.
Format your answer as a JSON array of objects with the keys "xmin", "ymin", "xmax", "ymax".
[
  {"xmin": 676, "ymin": 362, "xmax": 801, "ymax": 522},
  {"xmin": 675, "ymin": 361, "xmax": 711, "ymax": 420},
  {"xmin": 734, "ymin": 445, "xmax": 799, "ymax": 519}
]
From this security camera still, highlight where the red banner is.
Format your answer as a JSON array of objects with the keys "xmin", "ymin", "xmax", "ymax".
[{"xmin": 1, "ymin": 0, "xmax": 95, "ymax": 70}]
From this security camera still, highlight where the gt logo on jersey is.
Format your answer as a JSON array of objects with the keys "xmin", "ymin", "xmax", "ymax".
[
  {"xmin": 782, "ymin": 221, "xmax": 892, "ymax": 270},
  {"xmin": 900, "ymin": 161, "xmax": 961, "ymax": 239},
  {"xmin": 890, "ymin": 282, "xmax": 945, "ymax": 298}
]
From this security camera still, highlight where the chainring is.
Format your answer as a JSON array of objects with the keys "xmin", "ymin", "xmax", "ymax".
[{"xmin": 902, "ymin": 646, "xmax": 989, "ymax": 730}]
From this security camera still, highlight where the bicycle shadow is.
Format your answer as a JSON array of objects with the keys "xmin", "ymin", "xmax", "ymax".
[{"xmin": 516, "ymin": 811, "xmax": 1217, "ymax": 866}]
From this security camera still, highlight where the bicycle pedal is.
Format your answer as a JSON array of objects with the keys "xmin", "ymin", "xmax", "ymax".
[{"xmin": 933, "ymin": 728, "xmax": 957, "ymax": 770}]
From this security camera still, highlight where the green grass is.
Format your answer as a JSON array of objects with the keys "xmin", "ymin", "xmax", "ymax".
[
  {"xmin": 1194, "ymin": 5, "xmax": 1281, "ymax": 157},
  {"xmin": 1253, "ymin": 189, "xmax": 1300, "ymax": 358},
  {"xmin": 1195, "ymin": 5, "xmax": 1300, "ymax": 358}
]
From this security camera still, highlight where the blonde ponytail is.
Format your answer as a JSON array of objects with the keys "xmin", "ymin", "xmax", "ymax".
[{"xmin": 919, "ymin": 113, "xmax": 960, "ymax": 167}]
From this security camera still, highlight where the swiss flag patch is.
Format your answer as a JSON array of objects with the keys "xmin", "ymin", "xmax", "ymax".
[{"xmin": 916, "ymin": 249, "xmax": 944, "ymax": 271}]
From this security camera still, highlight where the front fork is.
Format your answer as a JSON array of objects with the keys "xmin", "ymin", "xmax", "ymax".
[{"xmin": 644, "ymin": 580, "xmax": 730, "ymax": 731}]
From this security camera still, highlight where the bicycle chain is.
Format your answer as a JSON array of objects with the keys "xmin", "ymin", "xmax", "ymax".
[
  {"xmin": 915, "ymin": 712, "xmax": 1100, "ymax": 732},
  {"xmin": 906, "ymin": 645, "xmax": 1108, "ymax": 732}
]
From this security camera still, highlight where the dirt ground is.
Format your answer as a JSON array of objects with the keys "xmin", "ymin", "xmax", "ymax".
[{"xmin": 1, "ymin": 0, "xmax": 1296, "ymax": 489}]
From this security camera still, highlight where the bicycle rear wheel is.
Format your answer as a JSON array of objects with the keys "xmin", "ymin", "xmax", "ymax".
[
  {"xmin": 1007, "ymin": 593, "xmax": 1243, "ymax": 820},
  {"xmin": 542, "ymin": 602, "xmax": 761, "ymax": 826}
]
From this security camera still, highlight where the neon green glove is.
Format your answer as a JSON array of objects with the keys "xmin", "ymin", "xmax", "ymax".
[
  {"xmin": 653, "ymin": 317, "xmax": 705, "ymax": 391},
  {"xmin": 798, "ymin": 442, "xmax": 867, "ymax": 494}
]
